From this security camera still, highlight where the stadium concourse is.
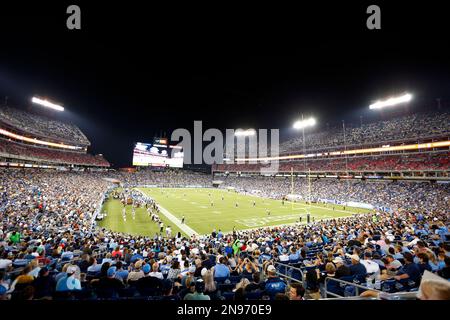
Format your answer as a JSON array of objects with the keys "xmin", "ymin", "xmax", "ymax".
[{"xmin": 0, "ymin": 108, "xmax": 449, "ymax": 301}]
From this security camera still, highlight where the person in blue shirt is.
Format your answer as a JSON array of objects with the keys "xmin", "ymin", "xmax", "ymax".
[
  {"xmin": 288, "ymin": 247, "xmax": 300, "ymax": 262},
  {"xmin": 56, "ymin": 265, "xmax": 81, "ymax": 292},
  {"xmin": 416, "ymin": 253, "xmax": 432, "ymax": 275},
  {"xmin": 348, "ymin": 254, "xmax": 367, "ymax": 279},
  {"xmin": 394, "ymin": 252, "xmax": 421, "ymax": 287},
  {"xmin": 114, "ymin": 261, "xmax": 129, "ymax": 282},
  {"xmin": 264, "ymin": 265, "xmax": 287, "ymax": 298},
  {"xmin": 259, "ymin": 247, "xmax": 272, "ymax": 265},
  {"xmin": 224, "ymin": 244, "xmax": 233, "ymax": 256},
  {"xmin": 61, "ymin": 247, "xmax": 74, "ymax": 261},
  {"xmin": 130, "ymin": 251, "xmax": 144, "ymax": 263},
  {"xmin": 213, "ymin": 257, "xmax": 230, "ymax": 279}
]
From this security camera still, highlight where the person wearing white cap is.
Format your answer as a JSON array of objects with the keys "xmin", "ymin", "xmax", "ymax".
[
  {"xmin": 56, "ymin": 265, "xmax": 81, "ymax": 292},
  {"xmin": 333, "ymin": 256, "xmax": 351, "ymax": 279},
  {"xmin": 347, "ymin": 253, "xmax": 367, "ymax": 279},
  {"xmin": 264, "ymin": 264, "xmax": 287, "ymax": 298}
]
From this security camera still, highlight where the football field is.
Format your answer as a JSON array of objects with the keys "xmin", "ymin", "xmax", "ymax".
[{"xmin": 98, "ymin": 187, "xmax": 372, "ymax": 237}]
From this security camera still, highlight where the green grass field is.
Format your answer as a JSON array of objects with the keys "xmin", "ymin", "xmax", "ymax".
[{"xmin": 98, "ymin": 188, "xmax": 372, "ymax": 237}]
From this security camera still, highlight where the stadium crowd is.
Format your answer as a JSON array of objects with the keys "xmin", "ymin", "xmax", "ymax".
[
  {"xmin": 219, "ymin": 175, "xmax": 449, "ymax": 213},
  {"xmin": 215, "ymin": 152, "xmax": 450, "ymax": 172},
  {"xmin": 0, "ymin": 106, "xmax": 90, "ymax": 146},
  {"xmin": 0, "ymin": 139, "xmax": 109, "ymax": 167},
  {"xmin": 279, "ymin": 111, "xmax": 449, "ymax": 153},
  {"xmin": 118, "ymin": 170, "xmax": 211, "ymax": 188},
  {"xmin": 0, "ymin": 169, "xmax": 449, "ymax": 300}
]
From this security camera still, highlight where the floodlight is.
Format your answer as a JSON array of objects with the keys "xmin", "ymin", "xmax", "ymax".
[
  {"xmin": 293, "ymin": 117, "xmax": 316, "ymax": 130},
  {"xmin": 369, "ymin": 93, "xmax": 412, "ymax": 110},
  {"xmin": 234, "ymin": 129, "xmax": 256, "ymax": 136},
  {"xmin": 31, "ymin": 97, "xmax": 64, "ymax": 111}
]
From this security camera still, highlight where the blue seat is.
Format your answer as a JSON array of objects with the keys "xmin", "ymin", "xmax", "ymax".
[
  {"xmin": 95, "ymin": 288, "xmax": 119, "ymax": 299},
  {"xmin": 214, "ymin": 276, "xmax": 228, "ymax": 284},
  {"xmin": 12, "ymin": 259, "xmax": 28, "ymax": 268},
  {"xmin": 381, "ymin": 279, "xmax": 397, "ymax": 293},
  {"xmin": 118, "ymin": 287, "xmax": 137, "ymax": 298},
  {"xmin": 242, "ymin": 274, "xmax": 253, "ymax": 281},
  {"xmin": 222, "ymin": 291, "xmax": 235, "ymax": 300},
  {"xmin": 277, "ymin": 264, "xmax": 289, "ymax": 275},
  {"xmin": 291, "ymin": 269, "xmax": 303, "ymax": 281},
  {"xmin": 218, "ymin": 283, "xmax": 234, "ymax": 292},
  {"xmin": 326, "ymin": 279, "xmax": 343, "ymax": 297},
  {"xmin": 339, "ymin": 275, "xmax": 355, "ymax": 287}
]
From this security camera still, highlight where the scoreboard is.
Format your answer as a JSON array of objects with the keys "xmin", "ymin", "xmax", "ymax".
[{"xmin": 132, "ymin": 138, "xmax": 183, "ymax": 168}]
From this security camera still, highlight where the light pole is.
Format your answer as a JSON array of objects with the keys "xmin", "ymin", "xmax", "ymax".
[{"xmin": 293, "ymin": 116, "xmax": 316, "ymax": 204}]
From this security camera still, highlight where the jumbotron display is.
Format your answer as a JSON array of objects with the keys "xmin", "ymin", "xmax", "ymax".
[{"xmin": 132, "ymin": 141, "xmax": 183, "ymax": 168}]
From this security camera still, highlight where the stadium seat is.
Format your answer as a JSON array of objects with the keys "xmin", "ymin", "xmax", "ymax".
[
  {"xmin": 222, "ymin": 291, "xmax": 235, "ymax": 301},
  {"xmin": 217, "ymin": 283, "xmax": 234, "ymax": 292},
  {"xmin": 230, "ymin": 275, "xmax": 242, "ymax": 284}
]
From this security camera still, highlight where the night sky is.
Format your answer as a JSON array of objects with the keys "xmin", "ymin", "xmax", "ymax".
[{"xmin": 0, "ymin": 2, "xmax": 449, "ymax": 167}]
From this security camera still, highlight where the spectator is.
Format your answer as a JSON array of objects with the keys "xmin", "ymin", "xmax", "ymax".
[
  {"xmin": 184, "ymin": 280, "xmax": 211, "ymax": 300},
  {"xmin": 33, "ymin": 267, "xmax": 56, "ymax": 300},
  {"xmin": 56, "ymin": 265, "xmax": 81, "ymax": 292},
  {"xmin": 289, "ymin": 283, "xmax": 305, "ymax": 300},
  {"xmin": 264, "ymin": 265, "xmax": 287, "ymax": 298}
]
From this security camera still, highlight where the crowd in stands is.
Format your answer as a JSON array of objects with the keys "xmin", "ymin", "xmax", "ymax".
[
  {"xmin": 214, "ymin": 152, "xmax": 450, "ymax": 172},
  {"xmin": 279, "ymin": 111, "xmax": 449, "ymax": 154},
  {"xmin": 219, "ymin": 175, "xmax": 449, "ymax": 213},
  {"xmin": 118, "ymin": 170, "xmax": 212, "ymax": 187},
  {"xmin": 0, "ymin": 169, "xmax": 449, "ymax": 301},
  {"xmin": 0, "ymin": 106, "xmax": 90, "ymax": 146},
  {"xmin": 0, "ymin": 139, "xmax": 109, "ymax": 167}
]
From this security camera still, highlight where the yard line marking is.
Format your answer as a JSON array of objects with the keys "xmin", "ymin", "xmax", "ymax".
[
  {"xmin": 287, "ymin": 201, "xmax": 363, "ymax": 216},
  {"xmin": 135, "ymin": 189, "xmax": 198, "ymax": 237}
]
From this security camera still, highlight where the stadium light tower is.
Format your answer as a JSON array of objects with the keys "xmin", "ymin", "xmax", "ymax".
[
  {"xmin": 369, "ymin": 93, "xmax": 413, "ymax": 110},
  {"xmin": 292, "ymin": 115, "xmax": 316, "ymax": 204},
  {"xmin": 293, "ymin": 117, "xmax": 316, "ymax": 130},
  {"xmin": 31, "ymin": 97, "xmax": 64, "ymax": 112}
]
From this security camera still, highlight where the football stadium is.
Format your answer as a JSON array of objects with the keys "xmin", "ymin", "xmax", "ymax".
[{"xmin": 0, "ymin": 3, "xmax": 449, "ymax": 309}]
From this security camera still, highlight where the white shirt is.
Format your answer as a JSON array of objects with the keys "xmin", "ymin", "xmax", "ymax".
[
  {"xmin": 279, "ymin": 254, "xmax": 290, "ymax": 262},
  {"xmin": 149, "ymin": 272, "xmax": 164, "ymax": 280},
  {"xmin": 361, "ymin": 259, "xmax": 380, "ymax": 274},
  {"xmin": 0, "ymin": 259, "xmax": 12, "ymax": 269}
]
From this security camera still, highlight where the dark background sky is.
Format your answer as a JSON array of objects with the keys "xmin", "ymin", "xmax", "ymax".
[{"xmin": 0, "ymin": 2, "xmax": 449, "ymax": 167}]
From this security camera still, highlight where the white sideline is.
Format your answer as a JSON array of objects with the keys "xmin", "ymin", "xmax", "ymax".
[{"xmin": 135, "ymin": 189, "xmax": 198, "ymax": 237}]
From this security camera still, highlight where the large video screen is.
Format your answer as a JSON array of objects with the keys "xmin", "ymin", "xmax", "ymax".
[{"xmin": 132, "ymin": 142, "xmax": 183, "ymax": 168}]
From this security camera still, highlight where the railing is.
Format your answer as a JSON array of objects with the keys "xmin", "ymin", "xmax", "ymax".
[
  {"xmin": 324, "ymin": 276, "xmax": 382, "ymax": 298},
  {"xmin": 321, "ymin": 291, "xmax": 418, "ymax": 300},
  {"xmin": 273, "ymin": 261, "xmax": 304, "ymax": 285},
  {"xmin": 89, "ymin": 186, "xmax": 116, "ymax": 233}
]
